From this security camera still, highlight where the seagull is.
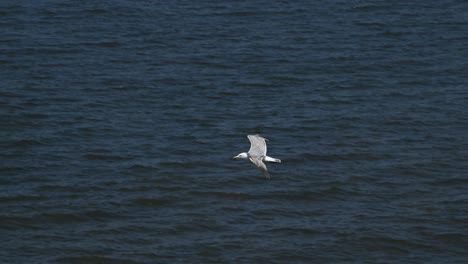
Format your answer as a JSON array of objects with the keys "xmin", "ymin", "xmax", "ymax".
[{"xmin": 233, "ymin": 134, "xmax": 281, "ymax": 178}]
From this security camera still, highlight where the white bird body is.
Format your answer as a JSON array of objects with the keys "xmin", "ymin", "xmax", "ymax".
[{"xmin": 233, "ymin": 134, "xmax": 281, "ymax": 178}]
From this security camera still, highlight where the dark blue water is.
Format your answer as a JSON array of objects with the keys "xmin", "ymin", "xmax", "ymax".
[{"xmin": 1, "ymin": 1, "xmax": 468, "ymax": 263}]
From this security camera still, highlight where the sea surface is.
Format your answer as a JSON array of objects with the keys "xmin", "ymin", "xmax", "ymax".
[{"xmin": 1, "ymin": 1, "xmax": 468, "ymax": 263}]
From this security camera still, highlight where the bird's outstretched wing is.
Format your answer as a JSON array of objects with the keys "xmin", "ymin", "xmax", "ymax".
[
  {"xmin": 247, "ymin": 134, "xmax": 268, "ymax": 157},
  {"xmin": 249, "ymin": 156, "xmax": 270, "ymax": 179}
]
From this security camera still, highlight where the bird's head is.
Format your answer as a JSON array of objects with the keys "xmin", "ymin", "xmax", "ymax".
[{"xmin": 233, "ymin": 152, "xmax": 248, "ymax": 159}]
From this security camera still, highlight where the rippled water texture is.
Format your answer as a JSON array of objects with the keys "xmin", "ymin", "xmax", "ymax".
[{"xmin": 1, "ymin": 1, "xmax": 468, "ymax": 263}]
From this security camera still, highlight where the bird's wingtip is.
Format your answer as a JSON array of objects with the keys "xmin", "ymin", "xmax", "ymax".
[{"xmin": 249, "ymin": 134, "xmax": 269, "ymax": 141}]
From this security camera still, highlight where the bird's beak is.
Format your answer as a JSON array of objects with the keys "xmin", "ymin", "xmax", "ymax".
[{"xmin": 232, "ymin": 155, "xmax": 238, "ymax": 159}]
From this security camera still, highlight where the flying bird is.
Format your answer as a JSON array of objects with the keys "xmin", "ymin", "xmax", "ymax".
[{"xmin": 233, "ymin": 134, "xmax": 281, "ymax": 178}]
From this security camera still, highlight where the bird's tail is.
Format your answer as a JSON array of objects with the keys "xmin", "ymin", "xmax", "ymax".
[{"xmin": 264, "ymin": 156, "xmax": 281, "ymax": 163}]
